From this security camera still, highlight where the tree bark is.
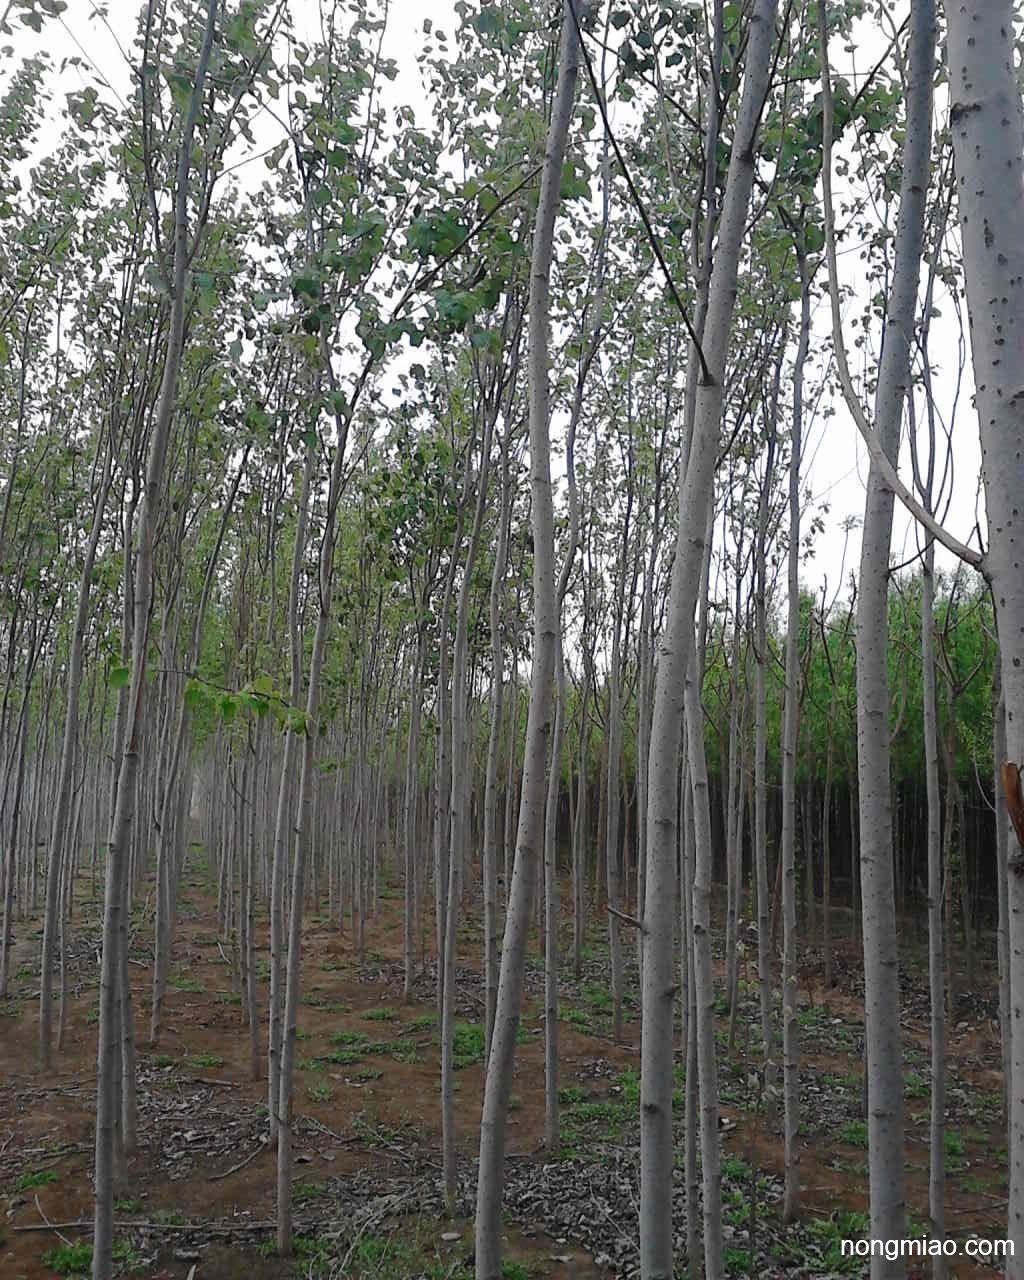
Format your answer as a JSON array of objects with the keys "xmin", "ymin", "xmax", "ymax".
[
  {"xmin": 781, "ymin": 252, "xmax": 811, "ymax": 1223},
  {"xmin": 474, "ymin": 8, "xmax": 578, "ymax": 1273},
  {"xmin": 820, "ymin": 0, "xmax": 935, "ymax": 1261},
  {"xmin": 639, "ymin": 0, "xmax": 779, "ymax": 1265},
  {"xmin": 944, "ymin": 0, "xmax": 1024, "ymax": 1261},
  {"xmin": 92, "ymin": 8, "xmax": 218, "ymax": 1273}
]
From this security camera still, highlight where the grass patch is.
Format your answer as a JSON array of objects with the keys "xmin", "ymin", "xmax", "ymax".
[
  {"xmin": 15, "ymin": 1169, "xmax": 57, "ymax": 1191},
  {"xmin": 453, "ymin": 1022, "xmax": 486, "ymax": 1068},
  {"xmin": 724, "ymin": 1246, "xmax": 752, "ymax": 1273},
  {"xmin": 167, "ymin": 974, "xmax": 205, "ymax": 993},
  {"xmin": 353, "ymin": 1234, "xmax": 414, "ymax": 1271},
  {"xmin": 188, "ymin": 1053, "xmax": 224, "ymax": 1068},
  {"xmin": 324, "ymin": 1048, "xmax": 363, "ymax": 1066},
  {"xmin": 840, "ymin": 1120, "xmax": 869, "ymax": 1148},
  {"xmin": 582, "ymin": 983, "xmax": 612, "ymax": 1013},
  {"xmin": 292, "ymin": 1180, "xmax": 327, "ymax": 1204},
  {"xmin": 796, "ymin": 1005, "xmax": 828, "ymax": 1030},
  {"xmin": 806, "ymin": 1211, "xmax": 871, "ymax": 1274},
  {"xmin": 330, "ymin": 1030, "xmax": 370, "ymax": 1047},
  {"xmin": 614, "ymin": 1069, "xmax": 640, "ymax": 1106},
  {"xmin": 309, "ymin": 1083, "xmax": 333, "ymax": 1103},
  {"xmin": 721, "ymin": 1154, "xmax": 752, "ymax": 1181},
  {"xmin": 42, "ymin": 1240, "xmax": 134, "ymax": 1276},
  {"xmin": 42, "ymin": 1242, "xmax": 93, "ymax": 1276},
  {"xmin": 362, "ymin": 1007, "xmax": 398, "ymax": 1022},
  {"xmin": 388, "ymin": 1044, "xmax": 421, "ymax": 1064},
  {"xmin": 944, "ymin": 1129, "xmax": 967, "ymax": 1172}
]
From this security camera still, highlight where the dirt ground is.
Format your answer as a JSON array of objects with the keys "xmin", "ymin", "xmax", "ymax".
[{"xmin": 0, "ymin": 849, "xmax": 1009, "ymax": 1279}]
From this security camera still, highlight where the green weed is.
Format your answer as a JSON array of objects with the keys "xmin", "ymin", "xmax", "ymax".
[
  {"xmin": 330, "ymin": 1029, "xmax": 370, "ymax": 1047},
  {"xmin": 840, "ymin": 1121, "xmax": 869, "ymax": 1148},
  {"xmin": 167, "ymin": 974, "xmax": 204, "ymax": 993},
  {"xmin": 362, "ymin": 1007, "xmax": 398, "ymax": 1022},
  {"xmin": 42, "ymin": 1242, "xmax": 93, "ymax": 1276},
  {"xmin": 292, "ymin": 1180, "xmax": 327, "ymax": 1204},
  {"xmin": 188, "ymin": 1053, "xmax": 224, "ymax": 1068},
  {"xmin": 721, "ymin": 1154, "xmax": 752, "ymax": 1181}
]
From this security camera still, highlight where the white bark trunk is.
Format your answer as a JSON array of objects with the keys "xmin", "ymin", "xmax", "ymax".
[
  {"xmin": 921, "ymin": 543, "xmax": 945, "ymax": 1273},
  {"xmin": 92, "ymin": 9, "xmax": 217, "ymax": 1272},
  {"xmin": 474, "ymin": 9, "xmax": 578, "ymax": 1273},
  {"xmin": 945, "ymin": 0, "xmax": 1024, "ymax": 1261},
  {"xmin": 820, "ymin": 0, "xmax": 934, "ymax": 1261},
  {"xmin": 781, "ymin": 255, "xmax": 811, "ymax": 1223},
  {"xmin": 639, "ymin": 0, "xmax": 779, "ymax": 1266}
]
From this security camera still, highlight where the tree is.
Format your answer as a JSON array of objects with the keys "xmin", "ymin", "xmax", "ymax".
[
  {"xmin": 943, "ymin": 0, "xmax": 1024, "ymax": 1264},
  {"xmin": 640, "ymin": 0, "xmax": 782, "ymax": 1267},
  {"xmin": 474, "ymin": 4, "xmax": 579, "ymax": 1273},
  {"xmin": 819, "ymin": 0, "xmax": 936, "ymax": 1265}
]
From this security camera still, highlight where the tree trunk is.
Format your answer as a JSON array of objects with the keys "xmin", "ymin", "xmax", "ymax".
[
  {"xmin": 474, "ymin": 9, "xmax": 578, "ymax": 1273},
  {"xmin": 442, "ymin": 411, "xmax": 493, "ymax": 1211},
  {"xmin": 543, "ymin": 641, "xmax": 567, "ymax": 1150},
  {"xmin": 945, "ymin": 0, "xmax": 1024, "ymax": 1261},
  {"xmin": 39, "ymin": 428, "xmax": 113, "ymax": 1065},
  {"xmin": 639, "ymin": 0, "xmax": 779, "ymax": 1263},
  {"xmin": 268, "ymin": 447, "xmax": 314, "ymax": 1143},
  {"xmin": 921, "ymin": 542, "xmax": 945, "ymax": 1272},
  {"xmin": 483, "ymin": 438, "xmax": 511, "ymax": 1053},
  {"xmin": 781, "ymin": 252, "xmax": 811, "ymax": 1223},
  {"xmin": 92, "ymin": 9, "xmax": 217, "ymax": 1273}
]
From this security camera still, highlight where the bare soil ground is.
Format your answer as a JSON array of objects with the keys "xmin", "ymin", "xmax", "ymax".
[{"xmin": 0, "ymin": 847, "xmax": 1008, "ymax": 1279}]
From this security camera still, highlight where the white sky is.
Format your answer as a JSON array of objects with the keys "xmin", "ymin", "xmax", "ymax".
[{"xmin": 4, "ymin": 0, "xmax": 985, "ymax": 604}]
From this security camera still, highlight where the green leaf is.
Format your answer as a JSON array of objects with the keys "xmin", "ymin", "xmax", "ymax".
[
  {"xmin": 299, "ymin": 429, "xmax": 318, "ymax": 450},
  {"xmin": 184, "ymin": 680, "xmax": 207, "ymax": 713},
  {"xmin": 219, "ymin": 694, "xmax": 238, "ymax": 724},
  {"xmin": 109, "ymin": 665, "xmax": 130, "ymax": 689},
  {"xmin": 475, "ymin": 7, "xmax": 501, "ymax": 36}
]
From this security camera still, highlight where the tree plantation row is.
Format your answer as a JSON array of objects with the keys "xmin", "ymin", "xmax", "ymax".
[{"xmin": 0, "ymin": 0, "xmax": 1022, "ymax": 1277}]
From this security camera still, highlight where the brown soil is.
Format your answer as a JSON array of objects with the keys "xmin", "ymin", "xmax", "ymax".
[{"xmin": 0, "ymin": 859, "xmax": 1009, "ymax": 1280}]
